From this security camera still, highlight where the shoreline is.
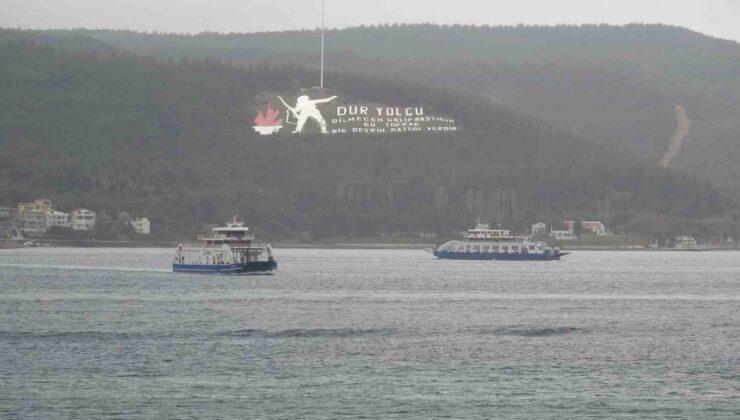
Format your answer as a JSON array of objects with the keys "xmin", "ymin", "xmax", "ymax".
[{"xmin": 2, "ymin": 239, "xmax": 737, "ymax": 251}]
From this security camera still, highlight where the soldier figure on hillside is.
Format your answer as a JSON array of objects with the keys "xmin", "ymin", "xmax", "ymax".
[{"xmin": 278, "ymin": 95, "xmax": 337, "ymax": 134}]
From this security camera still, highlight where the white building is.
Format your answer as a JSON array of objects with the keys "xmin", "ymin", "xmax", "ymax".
[
  {"xmin": 0, "ymin": 207, "xmax": 12, "ymax": 235},
  {"xmin": 550, "ymin": 230, "xmax": 575, "ymax": 241},
  {"xmin": 71, "ymin": 209, "xmax": 96, "ymax": 231},
  {"xmin": 18, "ymin": 198, "xmax": 53, "ymax": 215},
  {"xmin": 531, "ymin": 223, "xmax": 547, "ymax": 236},
  {"xmin": 675, "ymin": 236, "xmax": 698, "ymax": 249},
  {"xmin": 20, "ymin": 210, "xmax": 47, "ymax": 234},
  {"xmin": 46, "ymin": 210, "xmax": 70, "ymax": 228},
  {"xmin": 130, "ymin": 217, "xmax": 151, "ymax": 235},
  {"xmin": 564, "ymin": 221, "xmax": 607, "ymax": 236}
]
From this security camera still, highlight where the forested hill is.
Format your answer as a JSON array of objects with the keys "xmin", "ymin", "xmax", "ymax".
[
  {"xmin": 7, "ymin": 24, "xmax": 738, "ymax": 196},
  {"xmin": 0, "ymin": 41, "xmax": 735, "ymax": 240},
  {"xmin": 83, "ymin": 24, "xmax": 740, "ymax": 97}
]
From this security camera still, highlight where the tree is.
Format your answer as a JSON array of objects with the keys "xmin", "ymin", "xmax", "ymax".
[{"xmin": 573, "ymin": 220, "xmax": 584, "ymax": 240}]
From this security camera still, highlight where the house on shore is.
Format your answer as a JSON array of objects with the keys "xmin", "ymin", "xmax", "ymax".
[
  {"xmin": 564, "ymin": 221, "xmax": 607, "ymax": 236},
  {"xmin": 530, "ymin": 222, "xmax": 547, "ymax": 236},
  {"xmin": 130, "ymin": 217, "xmax": 151, "ymax": 234},
  {"xmin": 71, "ymin": 209, "xmax": 96, "ymax": 231},
  {"xmin": 674, "ymin": 236, "xmax": 698, "ymax": 249}
]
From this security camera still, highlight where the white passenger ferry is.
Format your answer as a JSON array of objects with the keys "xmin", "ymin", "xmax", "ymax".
[
  {"xmin": 173, "ymin": 218, "xmax": 277, "ymax": 274},
  {"xmin": 433, "ymin": 220, "xmax": 568, "ymax": 261}
]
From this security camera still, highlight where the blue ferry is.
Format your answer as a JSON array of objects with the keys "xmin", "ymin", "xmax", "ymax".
[
  {"xmin": 433, "ymin": 221, "xmax": 568, "ymax": 261},
  {"xmin": 173, "ymin": 218, "xmax": 277, "ymax": 274}
]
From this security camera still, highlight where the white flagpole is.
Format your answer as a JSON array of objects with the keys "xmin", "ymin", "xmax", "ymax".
[{"xmin": 320, "ymin": 0, "xmax": 325, "ymax": 89}]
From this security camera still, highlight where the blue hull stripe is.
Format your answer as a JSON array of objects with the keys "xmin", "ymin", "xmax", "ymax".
[{"xmin": 434, "ymin": 251, "xmax": 564, "ymax": 261}]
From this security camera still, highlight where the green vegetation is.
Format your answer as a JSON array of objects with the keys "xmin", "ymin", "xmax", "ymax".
[
  {"xmin": 0, "ymin": 33, "xmax": 738, "ymax": 242},
  {"xmin": 8, "ymin": 24, "xmax": 735, "ymax": 195}
]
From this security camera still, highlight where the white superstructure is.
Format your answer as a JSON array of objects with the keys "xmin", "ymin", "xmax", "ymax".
[
  {"xmin": 434, "ymin": 220, "xmax": 565, "ymax": 260},
  {"xmin": 174, "ymin": 217, "xmax": 275, "ymax": 269}
]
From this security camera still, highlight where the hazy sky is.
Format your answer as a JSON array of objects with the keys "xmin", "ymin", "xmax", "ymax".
[{"xmin": 2, "ymin": 0, "xmax": 739, "ymax": 42}]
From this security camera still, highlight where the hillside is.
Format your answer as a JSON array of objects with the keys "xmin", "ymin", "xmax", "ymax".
[
  {"xmin": 0, "ymin": 41, "xmax": 736, "ymax": 241},
  {"xmin": 10, "ymin": 24, "xmax": 737, "ymax": 195},
  {"xmin": 82, "ymin": 24, "xmax": 740, "ymax": 96}
]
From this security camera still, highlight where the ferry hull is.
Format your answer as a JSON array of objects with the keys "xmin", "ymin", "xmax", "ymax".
[
  {"xmin": 434, "ymin": 251, "xmax": 568, "ymax": 261},
  {"xmin": 173, "ymin": 260, "xmax": 277, "ymax": 274}
]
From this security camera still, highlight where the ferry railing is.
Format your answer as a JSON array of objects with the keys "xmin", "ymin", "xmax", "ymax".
[{"xmin": 196, "ymin": 234, "xmax": 256, "ymax": 241}]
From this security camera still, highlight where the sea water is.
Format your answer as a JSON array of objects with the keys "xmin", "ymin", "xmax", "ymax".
[{"xmin": 1, "ymin": 248, "xmax": 738, "ymax": 418}]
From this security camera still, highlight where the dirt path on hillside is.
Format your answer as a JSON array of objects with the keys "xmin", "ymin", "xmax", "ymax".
[{"xmin": 659, "ymin": 104, "xmax": 691, "ymax": 168}]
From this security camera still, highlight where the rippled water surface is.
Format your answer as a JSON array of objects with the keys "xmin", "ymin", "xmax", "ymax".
[{"xmin": 1, "ymin": 248, "xmax": 739, "ymax": 418}]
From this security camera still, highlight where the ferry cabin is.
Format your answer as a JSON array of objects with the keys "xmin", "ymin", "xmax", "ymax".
[
  {"xmin": 173, "ymin": 219, "xmax": 275, "ymax": 268},
  {"xmin": 443, "ymin": 242, "xmax": 546, "ymax": 255},
  {"xmin": 464, "ymin": 229, "xmax": 526, "ymax": 243}
]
